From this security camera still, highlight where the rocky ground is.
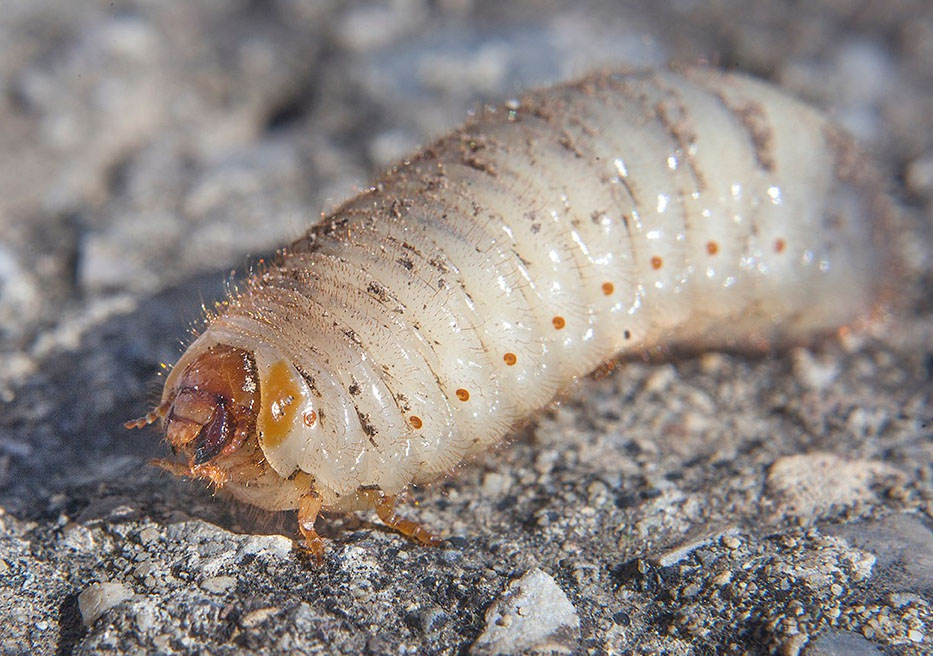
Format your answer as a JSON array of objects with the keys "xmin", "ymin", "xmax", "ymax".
[{"xmin": 0, "ymin": 1, "xmax": 931, "ymax": 654}]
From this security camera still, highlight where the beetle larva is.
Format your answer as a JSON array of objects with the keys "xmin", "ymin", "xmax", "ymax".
[{"xmin": 128, "ymin": 66, "xmax": 890, "ymax": 557}]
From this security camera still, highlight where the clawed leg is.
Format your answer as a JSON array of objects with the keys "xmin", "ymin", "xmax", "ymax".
[
  {"xmin": 297, "ymin": 493, "xmax": 326, "ymax": 562},
  {"xmin": 298, "ymin": 489, "xmax": 440, "ymax": 562},
  {"xmin": 359, "ymin": 489, "xmax": 442, "ymax": 547}
]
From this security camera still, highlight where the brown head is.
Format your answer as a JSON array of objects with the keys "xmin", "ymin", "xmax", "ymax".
[{"xmin": 126, "ymin": 344, "xmax": 260, "ymax": 474}]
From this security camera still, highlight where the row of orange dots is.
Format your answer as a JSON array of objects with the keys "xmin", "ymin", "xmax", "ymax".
[
  {"xmin": 419, "ymin": 273, "xmax": 646, "ymax": 426},
  {"xmin": 405, "ymin": 229, "xmax": 793, "ymax": 430},
  {"xmin": 704, "ymin": 238, "xmax": 787, "ymax": 255},
  {"xmin": 406, "ymin": 352, "xmax": 520, "ymax": 428},
  {"xmin": 639, "ymin": 240, "xmax": 788, "ymax": 271}
]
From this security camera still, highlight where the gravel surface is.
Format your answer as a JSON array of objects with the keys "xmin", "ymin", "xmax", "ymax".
[{"xmin": 0, "ymin": 1, "xmax": 930, "ymax": 655}]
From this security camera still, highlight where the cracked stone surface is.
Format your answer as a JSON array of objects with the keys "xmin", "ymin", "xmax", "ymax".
[{"xmin": 0, "ymin": 1, "xmax": 931, "ymax": 655}]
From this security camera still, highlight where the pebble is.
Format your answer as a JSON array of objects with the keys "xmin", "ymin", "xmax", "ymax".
[
  {"xmin": 644, "ymin": 365, "xmax": 676, "ymax": 393},
  {"xmin": 201, "ymin": 576, "xmax": 236, "ymax": 594},
  {"xmin": 134, "ymin": 602, "xmax": 158, "ymax": 633},
  {"xmin": 802, "ymin": 628, "xmax": 882, "ymax": 655},
  {"xmin": 782, "ymin": 632, "xmax": 808, "ymax": 656},
  {"xmin": 722, "ymin": 534, "xmax": 741, "ymax": 550},
  {"xmin": 138, "ymin": 526, "xmax": 161, "ymax": 545},
  {"xmin": 78, "ymin": 581, "xmax": 133, "ymax": 626},
  {"xmin": 711, "ymin": 570, "xmax": 732, "ymax": 586},
  {"xmin": 471, "ymin": 568, "xmax": 580, "ymax": 655},
  {"xmin": 791, "ymin": 348, "xmax": 840, "ymax": 391},
  {"xmin": 237, "ymin": 534, "xmax": 294, "ymax": 560},
  {"xmin": 61, "ymin": 523, "xmax": 97, "ymax": 552},
  {"xmin": 241, "ymin": 606, "xmax": 281, "ymax": 629},
  {"xmin": 655, "ymin": 530, "xmax": 739, "ymax": 567},
  {"xmin": 481, "ymin": 472, "xmax": 512, "ymax": 497},
  {"xmin": 765, "ymin": 453, "xmax": 896, "ymax": 518},
  {"xmin": 905, "ymin": 152, "xmax": 933, "ymax": 197}
]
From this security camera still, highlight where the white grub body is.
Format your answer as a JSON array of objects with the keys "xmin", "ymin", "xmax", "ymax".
[{"xmin": 161, "ymin": 67, "xmax": 888, "ymax": 514}]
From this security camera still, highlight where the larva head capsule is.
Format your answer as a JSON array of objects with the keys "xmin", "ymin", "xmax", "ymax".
[
  {"xmin": 158, "ymin": 344, "xmax": 260, "ymax": 467},
  {"xmin": 128, "ymin": 335, "xmax": 322, "ymax": 507}
]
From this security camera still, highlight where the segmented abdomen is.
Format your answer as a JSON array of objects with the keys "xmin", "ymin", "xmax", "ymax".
[{"xmin": 208, "ymin": 67, "xmax": 885, "ymax": 504}]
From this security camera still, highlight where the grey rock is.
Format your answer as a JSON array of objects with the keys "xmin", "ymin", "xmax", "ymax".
[
  {"xmin": 829, "ymin": 513, "xmax": 933, "ymax": 593},
  {"xmin": 471, "ymin": 568, "xmax": 580, "ymax": 656},
  {"xmin": 804, "ymin": 629, "xmax": 883, "ymax": 656}
]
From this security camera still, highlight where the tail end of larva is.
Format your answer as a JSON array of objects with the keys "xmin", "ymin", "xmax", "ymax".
[
  {"xmin": 864, "ymin": 188, "xmax": 907, "ymax": 324},
  {"xmin": 818, "ymin": 123, "xmax": 905, "ymax": 335}
]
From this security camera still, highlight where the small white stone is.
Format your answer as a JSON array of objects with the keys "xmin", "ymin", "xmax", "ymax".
[
  {"xmin": 471, "ymin": 568, "xmax": 580, "ymax": 655},
  {"xmin": 134, "ymin": 602, "xmax": 158, "ymax": 633},
  {"xmin": 644, "ymin": 365, "xmax": 676, "ymax": 393},
  {"xmin": 241, "ymin": 606, "xmax": 280, "ymax": 629},
  {"xmin": 905, "ymin": 153, "xmax": 933, "ymax": 197},
  {"xmin": 78, "ymin": 582, "xmax": 133, "ymax": 625},
  {"xmin": 791, "ymin": 348, "xmax": 839, "ymax": 391},
  {"xmin": 238, "ymin": 534, "xmax": 293, "ymax": 560},
  {"xmin": 200, "ymin": 575, "xmax": 236, "ymax": 594},
  {"xmin": 481, "ymin": 472, "xmax": 511, "ymax": 497},
  {"xmin": 711, "ymin": 570, "xmax": 732, "ymax": 586},
  {"xmin": 722, "ymin": 534, "xmax": 741, "ymax": 550},
  {"xmin": 61, "ymin": 524, "xmax": 97, "ymax": 552},
  {"xmin": 138, "ymin": 526, "xmax": 160, "ymax": 545}
]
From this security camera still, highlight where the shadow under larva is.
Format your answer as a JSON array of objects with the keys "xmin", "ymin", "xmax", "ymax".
[{"xmin": 127, "ymin": 65, "xmax": 893, "ymax": 559}]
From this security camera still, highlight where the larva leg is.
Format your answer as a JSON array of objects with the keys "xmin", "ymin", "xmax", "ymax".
[
  {"xmin": 359, "ymin": 489, "xmax": 442, "ymax": 547},
  {"xmin": 297, "ymin": 492, "xmax": 326, "ymax": 561}
]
